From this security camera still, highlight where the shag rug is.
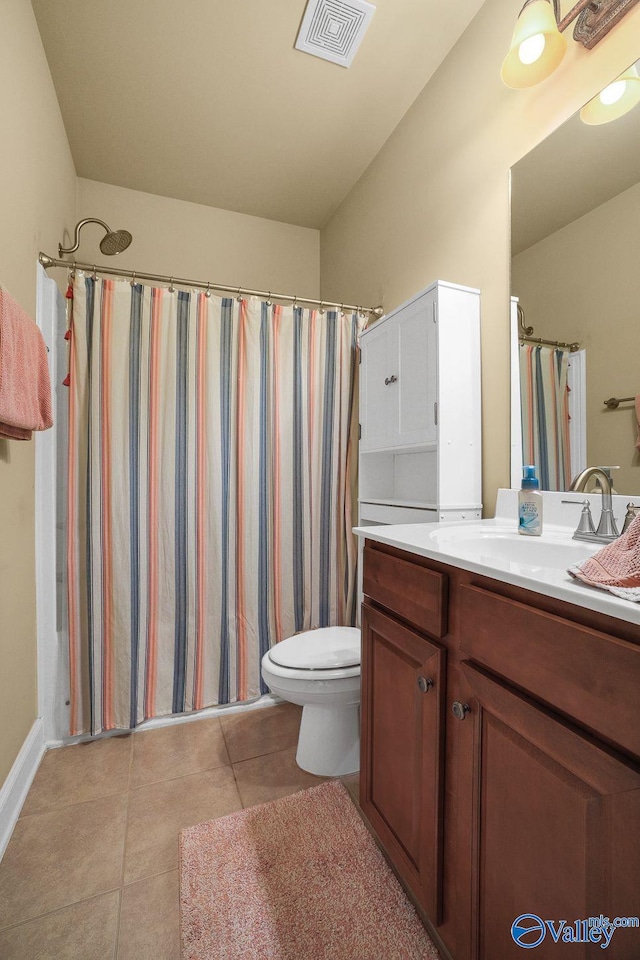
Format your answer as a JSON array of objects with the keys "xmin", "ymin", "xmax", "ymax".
[{"xmin": 179, "ymin": 780, "xmax": 441, "ymax": 960}]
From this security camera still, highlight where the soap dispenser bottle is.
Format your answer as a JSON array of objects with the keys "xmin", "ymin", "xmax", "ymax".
[{"xmin": 518, "ymin": 465, "xmax": 543, "ymax": 536}]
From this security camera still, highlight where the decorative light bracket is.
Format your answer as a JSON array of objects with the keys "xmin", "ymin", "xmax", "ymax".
[{"xmin": 552, "ymin": 0, "xmax": 639, "ymax": 49}]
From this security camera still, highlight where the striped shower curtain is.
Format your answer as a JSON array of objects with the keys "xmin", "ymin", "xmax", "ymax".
[
  {"xmin": 66, "ymin": 275, "xmax": 364, "ymax": 736},
  {"xmin": 519, "ymin": 343, "xmax": 571, "ymax": 491}
]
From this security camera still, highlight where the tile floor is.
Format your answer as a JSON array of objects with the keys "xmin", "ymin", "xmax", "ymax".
[{"xmin": 0, "ymin": 702, "xmax": 360, "ymax": 959}]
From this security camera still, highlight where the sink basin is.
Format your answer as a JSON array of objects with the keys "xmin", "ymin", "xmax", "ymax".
[{"xmin": 428, "ymin": 525, "xmax": 597, "ymax": 573}]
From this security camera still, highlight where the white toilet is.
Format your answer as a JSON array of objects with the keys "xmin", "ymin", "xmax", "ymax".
[{"xmin": 261, "ymin": 626, "xmax": 361, "ymax": 777}]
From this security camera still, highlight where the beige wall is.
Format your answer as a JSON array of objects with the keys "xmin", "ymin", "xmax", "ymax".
[
  {"xmin": 0, "ymin": 0, "xmax": 77, "ymax": 784},
  {"xmin": 0, "ymin": 127, "xmax": 319, "ymax": 788},
  {"xmin": 320, "ymin": 0, "xmax": 640, "ymax": 515},
  {"xmin": 512, "ymin": 180, "xmax": 640, "ymax": 495},
  {"xmin": 76, "ymin": 179, "xmax": 320, "ymax": 298}
]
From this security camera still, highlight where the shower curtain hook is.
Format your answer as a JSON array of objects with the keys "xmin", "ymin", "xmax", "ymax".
[
  {"xmin": 130, "ymin": 271, "xmax": 136, "ymax": 288},
  {"xmin": 293, "ymin": 295, "xmax": 298, "ymax": 310},
  {"xmin": 205, "ymin": 282, "xmax": 211, "ymax": 298},
  {"xmin": 92, "ymin": 265, "xmax": 97, "ymax": 281},
  {"xmin": 319, "ymin": 301, "xmax": 325, "ymax": 315},
  {"xmin": 169, "ymin": 277, "xmax": 175, "ymax": 293},
  {"xmin": 237, "ymin": 287, "xmax": 242, "ymax": 302},
  {"xmin": 266, "ymin": 292, "xmax": 272, "ymax": 306},
  {"xmin": 340, "ymin": 303, "xmax": 345, "ymax": 316}
]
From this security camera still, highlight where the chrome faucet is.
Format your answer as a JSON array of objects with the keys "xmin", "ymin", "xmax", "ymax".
[{"xmin": 566, "ymin": 467, "xmax": 620, "ymax": 543}]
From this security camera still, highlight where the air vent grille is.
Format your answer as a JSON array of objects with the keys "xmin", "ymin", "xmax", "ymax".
[{"xmin": 295, "ymin": 0, "xmax": 376, "ymax": 68}]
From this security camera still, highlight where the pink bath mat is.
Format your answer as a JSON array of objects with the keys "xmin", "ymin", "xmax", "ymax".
[{"xmin": 179, "ymin": 779, "xmax": 441, "ymax": 959}]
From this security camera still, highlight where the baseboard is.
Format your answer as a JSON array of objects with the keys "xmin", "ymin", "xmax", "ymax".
[{"xmin": 0, "ymin": 718, "xmax": 46, "ymax": 861}]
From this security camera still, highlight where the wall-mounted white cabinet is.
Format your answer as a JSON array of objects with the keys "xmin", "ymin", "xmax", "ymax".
[
  {"xmin": 360, "ymin": 287, "xmax": 437, "ymax": 451},
  {"xmin": 359, "ymin": 280, "xmax": 482, "ymax": 526}
]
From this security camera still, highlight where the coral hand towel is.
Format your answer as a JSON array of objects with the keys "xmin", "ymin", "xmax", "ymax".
[
  {"xmin": 568, "ymin": 515, "xmax": 640, "ymax": 602},
  {"xmin": 0, "ymin": 286, "xmax": 53, "ymax": 440}
]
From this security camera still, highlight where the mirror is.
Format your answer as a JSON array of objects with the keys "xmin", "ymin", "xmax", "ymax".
[{"xmin": 510, "ymin": 64, "xmax": 640, "ymax": 495}]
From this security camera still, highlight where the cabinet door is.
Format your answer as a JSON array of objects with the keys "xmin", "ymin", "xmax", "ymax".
[
  {"xmin": 359, "ymin": 318, "xmax": 398, "ymax": 451},
  {"xmin": 396, "ymin": 290, "xmax": 437, "ymax": 447},
  {"xmin": 360, "ymin": 602, "xmax": 445, "ymax": 922},
  {"xmin": 456, "ymin": 661, "xmax": 640, "ymax": 960}
]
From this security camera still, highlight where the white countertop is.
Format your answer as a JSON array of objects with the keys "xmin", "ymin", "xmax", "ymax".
[{"xmin": 354, "ymin": 489, "xmax": 640, "ymax": 627}]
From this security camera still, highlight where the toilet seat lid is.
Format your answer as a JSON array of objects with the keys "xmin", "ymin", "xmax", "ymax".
[{"xmin": 268, "ymin": 627, "xmax": 361, "ymax": 670}]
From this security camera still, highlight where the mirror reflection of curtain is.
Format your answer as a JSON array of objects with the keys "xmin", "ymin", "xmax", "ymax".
[{"xmin": 519, "ymin": 343, "xmax": 571, "ymax": 490}]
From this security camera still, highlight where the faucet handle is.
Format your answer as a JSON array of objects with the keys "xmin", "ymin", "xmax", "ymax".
[
  {"xmin": 561, "ymin": 499, "xmax": 596, "ymax": 536},
  {"xmin": 622, "ymin": 502, "xmax": 640, "ymax": 534}
]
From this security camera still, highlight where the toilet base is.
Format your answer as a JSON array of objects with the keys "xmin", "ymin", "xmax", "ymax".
[{"xmin": 296, "ymin": 702, "xmax": 360, "ymax": 777}]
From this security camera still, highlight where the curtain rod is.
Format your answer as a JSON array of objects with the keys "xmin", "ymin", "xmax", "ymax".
[
  {"xmin": 520, "ymin": 334, "xmax": 581, "ymax": 353},
  {"xmin": 38, "ymin": 253, "xmax": 384, "ymax": 319}
]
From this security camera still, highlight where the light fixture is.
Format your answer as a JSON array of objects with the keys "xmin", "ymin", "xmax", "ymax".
[
  {"xmin": 501, "ymin": 0, "xmax": 639, "ymax": 89},
  {"xmin": 58, "ymin": 218, "xmax": 133, "ymax": 257},
  {"xmin": 580, "ymin": 61, "xmax": 640, "ymax": 123}
]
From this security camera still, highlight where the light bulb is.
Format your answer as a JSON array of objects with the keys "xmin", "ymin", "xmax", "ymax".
[
  {"xmin": 599, "ymin": 79, "xmax": 626, "ymax": 106},
  {"xmin": 519, "ymin": 33, "xmax": 546, "ymax": 65}
]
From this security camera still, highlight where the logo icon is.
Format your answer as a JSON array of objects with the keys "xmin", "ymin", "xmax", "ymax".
[{"xmin": 511, "ymin": 914, "xmax": 546, "ymax": 949}]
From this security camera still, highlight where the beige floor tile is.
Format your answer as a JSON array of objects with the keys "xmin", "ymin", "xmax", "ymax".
[
  {"xmin": 131, "ymin": 717, "xmax": 230, "ymax": 788},
  {"xmin": 233, "ymin": 745, "xmax": 327, "ymax": 808},
  {"xmin": 220, "ymin": 702, "xmax": 302, "ymax": 762},
  {"xmin": 118, "ymin": 871, "xmax": 179, "ymax": 960},
  {"xmin": 0, "ymin": 794, "xmax": 128, "ymax": 929},
  {"xmin": 0, "ymin": 891, "xmax": 120, "ymax": 960},
  {"xmin": 124, "ymin": 767, "xmax": 242, "ymax": 884},
  {"xmin": 21, "ymin": 734, "xmax": 132, "ymax": 817}
]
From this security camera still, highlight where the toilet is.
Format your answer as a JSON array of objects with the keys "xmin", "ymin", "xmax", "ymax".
[{"xmin": 261, "ymin": 626, "xmax": 361, "ymax": 777}]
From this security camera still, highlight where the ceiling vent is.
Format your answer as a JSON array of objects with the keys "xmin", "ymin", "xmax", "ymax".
[{"xmin": 295, "ymin": 0, "xmax": 376, "ymax": 68}]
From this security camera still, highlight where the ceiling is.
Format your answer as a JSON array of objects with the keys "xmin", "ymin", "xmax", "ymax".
[
  {"xmin": 511, "ymin": 85, "xmax": 640, "ymax": 256},
  {"xmin": 31, "ymin": 0, "xmax": 486, "ymax": 229}
]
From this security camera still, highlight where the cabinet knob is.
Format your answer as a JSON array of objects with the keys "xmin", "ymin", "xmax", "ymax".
[
  {"xmin": 384, "ymin": 375, "xmax": 398, "ymax": 385},
  {"xmin": 451, "ymin": 701, "xmax": 470, "ymax": 721},
  {"xmin": 417, "ymin": 676, "xmax": 434, "ymax": 693}
]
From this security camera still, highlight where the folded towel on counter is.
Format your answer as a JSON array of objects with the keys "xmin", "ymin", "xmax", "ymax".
[
  {"xmin": 568, "ymin": 515, "xmax": 640, "ymax": 602},
  {"xmin": 0, "ymin": 285, "xmax": 53, "ymax": 440}
]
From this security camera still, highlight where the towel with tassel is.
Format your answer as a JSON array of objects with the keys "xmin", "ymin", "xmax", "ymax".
[
  {"xmin": 568, "ymin": 515, "xmax": 640, "ymax": 602},
  {"xmin": 0, "ymin": 286, "xmax": 53, "ymax": 440}
]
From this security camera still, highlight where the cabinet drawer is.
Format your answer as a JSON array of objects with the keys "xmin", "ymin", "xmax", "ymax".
[
  {"xmin": 459, "ymin": 583, "xmax": 640, "ymax": 757},
  {"xmin": 363, "ymin": 545, "xmax": 448, "ymax": 638}
]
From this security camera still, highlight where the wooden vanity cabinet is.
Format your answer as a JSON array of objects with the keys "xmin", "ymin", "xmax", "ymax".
[{"xmin": 360, "ymin": 540, "xmax": 640, "ymax": 960}]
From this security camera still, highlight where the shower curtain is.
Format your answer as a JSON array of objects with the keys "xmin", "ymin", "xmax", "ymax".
[
  {"xmin": 66, "ymin": 275, "xmax": 364, "ymax": 736},
  {"xmin": 519, "ymin": 343, "xmax": 571, "ymax": 490}
]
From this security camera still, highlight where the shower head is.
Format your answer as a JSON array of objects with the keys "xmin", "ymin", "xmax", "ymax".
[
  {"xmin": 99, "ymin": 229, "xmax": 133, "ymax": 256},
  {"xmin": 58, "ymin": 218, "xmax": 133, "ymax": 258}
]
